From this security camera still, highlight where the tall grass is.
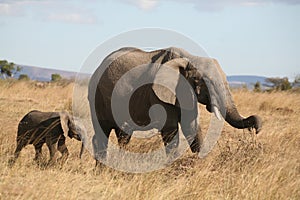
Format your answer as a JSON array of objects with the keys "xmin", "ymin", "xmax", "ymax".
[{"xmin": 0, "ymin": 81, "xmax": 299, "ymax": 199}]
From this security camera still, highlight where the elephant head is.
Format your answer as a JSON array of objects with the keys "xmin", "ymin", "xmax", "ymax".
[
  {"xmin": 152, "ymin": 47, "xmax": 262, "ymax": 134},
  {"xmin": 60, "ymin": 112, "xmax": 84, "ymax": 141},
  {"xmin": 60, "ymin": 112, "xmax": 87, "ymax": 158}
]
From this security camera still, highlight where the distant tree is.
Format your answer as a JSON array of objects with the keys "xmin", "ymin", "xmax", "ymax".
[
  {"xmin": 242, "ymin": 84, "xmax": 248, "ymax": 90},
  {"xmin": 51, "ymin": 73, "xmax": 62, "ymax": 82},
  {"xmin": 18, "ymin": 74, "xmax": 30, "ymax": 81},
  {"xmin": 281, "ymin": 78, "xmax": 292, "ymax": 90},
  {"xmin": 266, "ymin": 77, "xmax": 292, "ymax": 91},
  {"xmin": 0, "ymin": 60, "xmax": 21, "ymax": 79},
  {"xmin": 294, "ymin": 74, "xmax": 300, "ymax": 84},
  {"xmin": 253, "ymin": 81, "xmax": 261, "ymax": 92}
]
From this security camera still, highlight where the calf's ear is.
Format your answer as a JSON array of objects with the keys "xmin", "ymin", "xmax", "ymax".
[{"xmin": 59, "ymin": 112, "xmax": 70, "ymax": 138}]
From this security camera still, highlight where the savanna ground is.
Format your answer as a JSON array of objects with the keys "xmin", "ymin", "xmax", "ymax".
[{"xmin": 0, "ymin": 80, "xmax": 299, "ymax": 199}]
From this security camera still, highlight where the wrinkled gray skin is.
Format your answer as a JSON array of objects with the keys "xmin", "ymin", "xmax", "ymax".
[
  {"xmin": 10, "ymin": 110, "xmax": 83, "ymax": 166},
  {"xmin": 89, "ymin": 47, "xmax": 262, "ymax": 164}
]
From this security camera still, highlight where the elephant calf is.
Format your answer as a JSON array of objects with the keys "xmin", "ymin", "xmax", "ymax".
[{"xmin": 10, "ymin": 110, "xmax": 84, "ymax": 166}]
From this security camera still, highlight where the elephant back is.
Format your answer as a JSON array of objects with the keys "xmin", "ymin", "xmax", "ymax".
[{"xmin": 17, "ymin": 110, "xmax": 60, "ymax": 136}]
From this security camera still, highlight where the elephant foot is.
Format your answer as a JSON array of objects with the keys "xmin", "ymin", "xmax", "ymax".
[
  {"xmin": 47, "ymin": 156, "xmax": 58, "ymax": 167},
  {"xmin": 57, "ymin": 155, "xmax": 68, "ymax": 166},
  {"xmin": 33, "ymin": 158, "xmax": 44, "ymax": 167},
  {"xmin": 190, "ymin": 139, "xmax": 201, "ymax": 153},
  {"xmin": 165, "ymin": 148, "xmax": 180, "ymax": 164},
  {"xmin": 47, "ymin": 160, "xmax": 55, "ymax": 167},
  {"xmin": 33, "ymin": 154, "xmax": 42, "ymax": 161},
  {"xmin": 8, "ymin": 158, "xmax": 16, "ymax": 168},
  {"xmin": 93, "ymin": 160, "xmax": 106, "ymax": 175}
]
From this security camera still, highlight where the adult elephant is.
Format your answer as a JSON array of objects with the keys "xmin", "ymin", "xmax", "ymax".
[
  {"xmin": 88, "ymin": 47, "xmax": 262, "ymax": 163},
  {"xmin": 10, "ymin": 110, "xmax": 84, "ymax": 166}
]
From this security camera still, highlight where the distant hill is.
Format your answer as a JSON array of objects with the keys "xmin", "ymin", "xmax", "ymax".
[
  {"xmin": 10, "ymin": 65, "xmax": 269, "ymax": 89},
  {"xmin": 14, "ymin": 65, "xmax": 86, "ymax": 81},
  {"xmin": 227, "ymin": 75, "xmax": 268, "ymax": 89}
]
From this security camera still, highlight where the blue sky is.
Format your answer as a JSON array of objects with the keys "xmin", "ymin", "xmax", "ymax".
[{"xmin": 0, "ymin": 0, "xmax": 299, "ymax": 79}]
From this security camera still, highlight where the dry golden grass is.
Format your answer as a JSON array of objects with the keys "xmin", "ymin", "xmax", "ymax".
[{"xmin": 0, "ymin": 80, "xmax": 299, "ymax": 199}]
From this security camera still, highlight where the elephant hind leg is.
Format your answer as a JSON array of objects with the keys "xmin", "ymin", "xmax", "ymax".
[
  {"xmin": 9, "ymin": 142, "xmax": 25, "ymax": 167},
  {"xmin": 160, "ymin": 109, "xmax": 180, "ymax": 159},
  {"xmin": 92, "ymin": 122, "xmax": 112, "ymax": 167},
  {"xmin": 115, "ymin": 128, "xmax": 132, "ymax": 148}
]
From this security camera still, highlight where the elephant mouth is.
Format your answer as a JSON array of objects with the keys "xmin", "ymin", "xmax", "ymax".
[
  {"xmin": 197, "ymin": 93, "xmax": 220, "ymax": 118},
  {"xmin": 206, "ymin": 104, "xmax": 223, "ymax": 120},
  {"xmin": 69, "ymin": 132, "xmax": 82, "ymax": 141},
  {"xmin": 74, "ymin": 134, "xmax": 82, "ymax": 141}
]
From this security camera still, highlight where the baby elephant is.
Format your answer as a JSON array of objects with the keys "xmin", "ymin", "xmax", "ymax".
[{"xmin": 10, "ymin": 110, "xmax": 84, "ymax": 166}]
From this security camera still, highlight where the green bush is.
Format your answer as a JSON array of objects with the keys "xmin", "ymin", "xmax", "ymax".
[
  {"xmin": 51, "ymin": 73, "xmax": 62, "ymax": 82},
  {"xmin": 18, "ymin": 74, "xmax": 30, "ymax": 81},
  {"xmin": 253, "ymin": 81, "xmax": 261, "ymax": 92},
  {"xmin": 266, "ymin": 77, "xmax": 292, "ymax": 91},
  {"xmin": 0, "ymin": 60, "xmax": 21, "ymax": 79},
  {"xmin": 280, "ymin": 78, "xmax": 292, "ymax": 90}
]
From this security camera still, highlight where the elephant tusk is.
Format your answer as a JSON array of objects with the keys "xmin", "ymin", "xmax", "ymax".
[{"xmin": 213, "ymin": 106, "xmax": 222, "ymax": 120}]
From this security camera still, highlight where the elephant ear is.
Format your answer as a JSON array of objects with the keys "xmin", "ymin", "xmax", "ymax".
[
  {"xmin": 152, "ymin": 58, "xmax": 189, "ymax": 106},
  {"xmin": 59, "ymin": 112, "xmax": 70, "ymax": 138}
]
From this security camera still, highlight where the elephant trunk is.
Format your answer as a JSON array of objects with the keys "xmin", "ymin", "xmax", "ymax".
[
  {"xmin": 224, "ymin": 101, "xmax": 262, "ymax": 134},
  {"xmin": 208, "ymin": 58, "xmax": 262, "ymax": 134}
]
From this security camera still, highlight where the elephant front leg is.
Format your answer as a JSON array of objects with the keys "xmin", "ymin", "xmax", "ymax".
[
  {"xmin": 180, "ymin": 110, "xmax": 202, "ymax": 153},
  {"xmin": 187, "ymin": 126, "xmax": 202, "ymax": 153},
  {"xmin": 161, "ymin": 126, "xmax": 179, "ymax": 159},
  {"xmin": 181, "ymin": 119, "xmax": 202, "ymax": 153},
  {"xmin": 79, "ymin": 143, "xmax": 84, "ymax": 159},
  {"xmin": 46, "ymin": 139, "xmax": 58, "ymax": 165},
  {"xmin": 33, "ymin": 142, "xmax": 43, "ymax": 163},
  {"xmin": 57, "ymin": 136, "xmax": 69, "ymax": 164}
]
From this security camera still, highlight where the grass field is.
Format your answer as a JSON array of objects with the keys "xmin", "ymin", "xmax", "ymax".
[{"xmin": 0, "ymin": 80, "xmax": 299, "ymax": 199}]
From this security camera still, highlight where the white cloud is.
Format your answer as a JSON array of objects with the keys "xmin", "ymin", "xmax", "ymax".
[
  {"xmin": 0, "ymin": 1, "xmax": 25, "ymax": 16},
  {"xmin": 0, "ymin": 0, "xmax": 99, "ymax": 24},
  {"xmin": 121, "ymin": 0, "xmax": 158, "ymax": 10},
  {"xmin": 1, "ymin": 0, "xmax": 299, "ymax": 20},
  {"xmin": 137, "ymin": 0, "xmax": 158, "ymax": 10},
  {"xmin": 0, "ymin": 3, "xmax": 14, "ymax": 15},
  {"xmin": 119, "ymin": 0, "xmax": 300, "ymax": 11},
  {"xmin": 47, "ymin": 13, "xmax": 97, "ymax": 24},
  {"xmin": 195, "ymin": 0, "xmax": 300, "ymax": 11}
]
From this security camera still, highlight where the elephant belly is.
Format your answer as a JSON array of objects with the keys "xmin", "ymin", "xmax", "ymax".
[
  {"xmin": 128, "ymin": 84, "xmax": 153, "ymax": 126},
  {"xmin": 128, "ymin": 84, "xmax": 175, "ymax": 130},
  {"xmin": 29, "ymin": 126, "xmax": 62, "ymax": 145},
  {"xmin": 28, "ymin": 129, "xmax": 46, "ymax": 145}
]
